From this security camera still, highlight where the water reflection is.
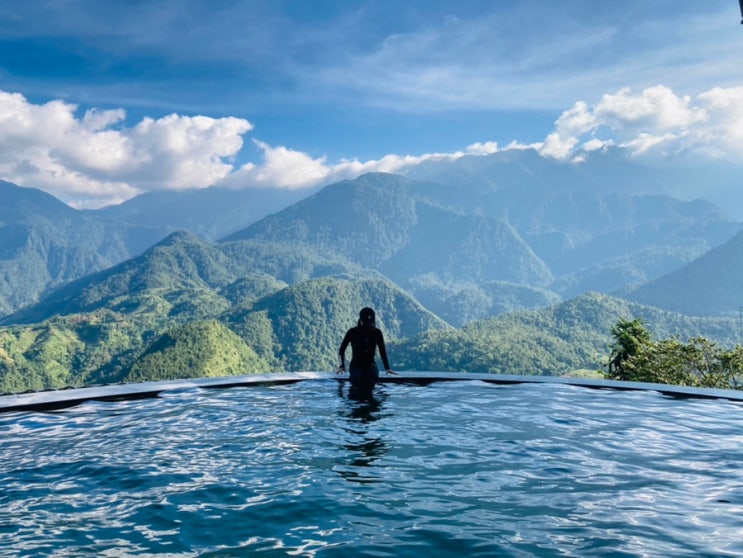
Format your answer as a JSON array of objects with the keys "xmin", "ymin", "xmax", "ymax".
[{"xmin": 335, "ymin": 381, "xmax": 389, "ymax": 483}]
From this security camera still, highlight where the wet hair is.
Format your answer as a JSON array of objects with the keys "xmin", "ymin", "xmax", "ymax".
[{"xmin": 359, "ymin": 307, "xmax": 376, "ymax": 326}]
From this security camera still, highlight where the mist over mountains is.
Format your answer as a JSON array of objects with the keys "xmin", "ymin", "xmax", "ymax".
[{"xmin": 0, "ymin": 147, "xmax": 741, "ymax": 391}]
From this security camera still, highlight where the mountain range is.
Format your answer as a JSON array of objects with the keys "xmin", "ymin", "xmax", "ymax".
[
  {"xmin": 617, "ymin": 229, "xmax": 743, "ymax": 317},
  {"xmin": 0, "ymin": 147, "xmax": 741, "ymax": 392}
]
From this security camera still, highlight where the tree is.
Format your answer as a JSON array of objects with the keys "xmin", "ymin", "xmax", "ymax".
[
  {"xmin": 606, "ymin": 318, "xmax": 743, "ymax": 389},
  {"xmin": 606, "ymin": 318, "xmax": 653, "ymax": 381}
]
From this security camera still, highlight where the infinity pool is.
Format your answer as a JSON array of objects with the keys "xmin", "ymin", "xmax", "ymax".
[{"xmin": 1, "ymin": 380, "xmax": 742, "ymax": 557}]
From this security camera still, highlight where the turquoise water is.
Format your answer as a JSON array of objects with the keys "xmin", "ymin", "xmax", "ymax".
[{"xmin": 1, "ymin": 380, "xmax": 742, "ymax": 557}]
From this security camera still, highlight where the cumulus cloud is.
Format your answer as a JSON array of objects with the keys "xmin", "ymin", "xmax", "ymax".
[
  {"xmin": 0, "ymin": 90, "xmax": 252, "ymax": 207},
  {"xmin": 538, "ymin": 85, "xmax": 743, "ymax": 161},
  {"xmin": 2, "ymin": 84, "xmax": 743, "ymax": 209},
  {"xmin": 222, "ymin": 141, "xmax": 471, "ymax": 191}
]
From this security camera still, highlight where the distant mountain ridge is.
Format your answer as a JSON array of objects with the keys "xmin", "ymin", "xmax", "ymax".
[
  {"xmin": 617, "ymin": 229, "xmax": 743, "ymax": 317},
  {"xmin": 226, "ymin": 172, "xmax": 740, "ymax": 320},
  {"xmin": 405, "ymin": 146, "xmax": 743, "ymax": 219},
  {"xmin": 1, "ymin": 145, "xmax": 740, "ymax": 324},
  {"xmin": 227, "ymin": 173, "xmax": 554, "ymax": 288},
  {"xmin": 91, "ymin": 185, "xmax": 314, "ymax": 240},
  {"xmin": 0, "ymin": 180, "xmax": 172, "ymax": 316}
]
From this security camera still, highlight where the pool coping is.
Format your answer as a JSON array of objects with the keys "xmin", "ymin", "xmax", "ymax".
[{"xmin": 1, "ymin": 371, "xmax": 742, "ymax": 413}]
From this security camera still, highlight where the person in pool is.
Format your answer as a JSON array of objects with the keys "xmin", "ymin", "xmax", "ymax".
[{"xmin": 337, "ymin": 307, "xmax": 396, "ymax": 391}]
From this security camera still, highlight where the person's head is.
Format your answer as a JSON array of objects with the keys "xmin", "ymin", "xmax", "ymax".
[{"xmin": 358, "ymin": 307, "xmax": 376, "ymax": 327}]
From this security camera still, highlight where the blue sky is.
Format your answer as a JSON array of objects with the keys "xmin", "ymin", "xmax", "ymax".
[{"xmin": 0, "ymin": 0, "xmax": 741, "ymax": 207}]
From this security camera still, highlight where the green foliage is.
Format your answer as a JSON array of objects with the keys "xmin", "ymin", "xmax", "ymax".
[
  {"xmin": 605, "ymin": 320, "xmax": 743, "ymax": 389},
  {"xmin": 607, "ymin": 318, "xmax": 654, "ymax": 380},
  {"xmin": 408, "ymin": 274, "xmax": 560, "ymax": 326},
  {"xmin": 124, "ymin": 320, "xmax": 270, "ymax": 382},
  {"xmin": 219, "ymin": 273, "xmax": 288, "ymax": 307},
  {"xmin": 0, "ymin": 274, "xmax": 447, "ymax": 392},
  {"xmin": 393, "ymin": 293, "xmax": 740, "ymax": 377},
  {"xmin": 224, "ymin": 277, "xmax": 449, "ymax": 372}
]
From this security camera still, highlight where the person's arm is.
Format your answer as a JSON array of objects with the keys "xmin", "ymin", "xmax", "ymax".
[
  {"xmin": 376, "ymin": 329, "xmax": 396, "ymax": 374},
  {"xmin": 338, "ymin": 329, "xmax": 351, "ymax": 373}
]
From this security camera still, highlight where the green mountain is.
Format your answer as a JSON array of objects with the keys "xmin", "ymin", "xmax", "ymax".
[
  {"xmin": 2, "ymin": 156, "xmax": 742, "ymax": 393},
  {"xmin": 225, "ymin": 276, "xmax": 450, "ymax": 372},
  {"xmin": 1, "ymin": 231, "xmax": 236, "ymax": 325},
  {"xmin": 0, "ymin": 232, "xmax": 447, "ymax": 392},
  {"xmin": 0, "ymin": 180, "xmax": 171, "ymax": 316},
  {"xmin": 226, "ymin": 174, "xmax": 552, "ymax": 287},
  {"xmin": 617, "ymin": 229, "xmax": 743, "ymax": 317},
  {"xmin": 124, "ymin": 320, "xmax": 271, "ymax": 383},
  {"xmin": 1, "ymin": 231, "xmax": 383, "ymax": 326},
  {"xmin": 0, "ymin": 180, "xmax": 318, "ymax": 319},
  {"xmin": 408, "ymin": 276, "xmax": 561, "ymax": 327},
  {"xmin": 392, "ymin": 292, "xmax": 740, "ymax": 376},
  {"xmin": 226, "ymin": 173, "xmax": 557, "ymax": 320}
]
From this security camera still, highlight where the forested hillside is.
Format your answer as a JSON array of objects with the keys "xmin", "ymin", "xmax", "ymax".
[
  {"xmin": 0, "ymin": 180, "xmax": 172, "ymax": 316},
  {"xmin": 618, "ymin": 229, "xmax": 743, "ymax": 317},
  {"xmin": 227, "ymin": 172, "xmax": 740, "ymax": 322},
  {"xmin": 392, "ymin": 293, "xmax": 740, "ymax": 376},
  {"xmin": 0, "ymin": 232, "xmax": 449, "ymax": 392}
]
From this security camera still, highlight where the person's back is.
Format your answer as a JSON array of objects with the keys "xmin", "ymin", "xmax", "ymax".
[{"xmin": 338, "ymin": 307, "xmax": 394, "ymax": 391}]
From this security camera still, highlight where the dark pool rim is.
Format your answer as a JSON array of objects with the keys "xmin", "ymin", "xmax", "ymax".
[{"xmin": 1, "ymin": 372, "xmax": 743, "ymax": 414}]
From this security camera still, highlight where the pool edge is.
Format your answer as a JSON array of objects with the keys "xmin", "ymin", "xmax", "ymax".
[{"xmin": 1, "ymin": 371, "xmax": 742, "ymax": 413}]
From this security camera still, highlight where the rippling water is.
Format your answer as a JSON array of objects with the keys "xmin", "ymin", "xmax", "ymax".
[{"xmin": 1, "ymin": 380, "xmax": 742, "ymax": 557}]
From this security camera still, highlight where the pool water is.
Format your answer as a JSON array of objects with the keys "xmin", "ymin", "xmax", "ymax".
[{"xmin": 1, "ymin": 380, "xmax": 742, "ymax": 557}]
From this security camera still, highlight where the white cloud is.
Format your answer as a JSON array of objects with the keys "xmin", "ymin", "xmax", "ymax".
[
  {"xmin": 697, "ymin": 86, "xmax": 743, "ymax": 154},
  {"xmin": 221, "ymin": 141, "xmax": 470, "ymax": 191},
  {"xmin": 466, "ymin": 141, "xmax": 499, "ymax": 155},
  {"xmin": 0, "ymin": 90, "xmax": 252, "ymax": 207},
  {"xmin": 2, "ymin": 83, "xmax": 743, "ymax": 209},
  {"xmin": 538, "ymin": 85, "xmax": 743, "ymax": 161}
]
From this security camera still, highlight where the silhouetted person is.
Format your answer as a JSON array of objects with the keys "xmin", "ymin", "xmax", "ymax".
[{"xmin": 337, "ymin": 307, "xmax": 395, "ymax": 393}]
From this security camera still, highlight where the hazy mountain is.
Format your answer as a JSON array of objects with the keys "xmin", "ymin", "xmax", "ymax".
[
  {"xmin": 406, "ymin": 146, "xmax": 743, "ymax": 219},
  {"xmin": 226, "ymin": 172, "xmax": 740, "ymax": 315},
  {"xmin": 408, "ymin": 276, "xmax": 561, "ymax": 328},
  {"xmin": 617, "ymin": 229, "xmax": 743, "ymax": 317},
  {"xmin": 91, "ymin": 185, "xmax": 315, "ymax": 240},
  {"xmin": 404, "ymin": 147, "xmax": 675, "ymax": 200},
  {"xmin": 408, "ymin": 158, "xmax": 740, "ymax": 295},
  {"xmin": 2, "ymin": 145, "xmax": 739, "ymax": 323},
  {"xmin": 227, "ymin": 173, "xmax": 554, "ymax": 288},
  {"xmin": 0, "ymin": 180, "xmax": 170, "ymax": 316}
]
